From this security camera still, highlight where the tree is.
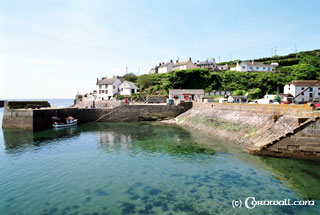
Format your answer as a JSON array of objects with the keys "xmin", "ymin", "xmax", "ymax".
[
  {"xmin": 290, "ymin": 64, "xmax": 319, "ymax": 80},
  {"xmin": 122, "ymin": 73, "xmax": 138, "ymax": 82}
]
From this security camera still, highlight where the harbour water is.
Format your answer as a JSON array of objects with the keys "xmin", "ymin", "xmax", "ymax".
[{"xmin": 0, "ymin": 100, "xmax": 320, "ymax": 215}]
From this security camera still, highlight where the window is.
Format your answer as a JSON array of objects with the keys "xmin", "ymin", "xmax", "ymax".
[
  {"xmin": 318, "ymin": 92, "xmax": 320, "ymax": 96},
  {"xmin": 121, "ymin": 88, "xmax": 123, "ymax": 91},
  {"xmin": 301, "ymin": 87, "xmax": 304, "ymax": 90},
  {"xmin": 249, "ymin": 67, "xmax": 252, "ymax": 69},
  {"xmin": 301, "ymin": 92, "xmax": 304, "ymax": 96},
  {"xmin": 242, "ymin": 66, "xmax": 245, "ymax": 69},
  {"xmin": 99, "ymin": 85, "xmax": 102, "ymax": 89},
  {"xmin": 318, "ymin": 87, "xmax": 320, "ymax": 90},
  {"xmin": 105, "ymin": 85, "xmax": 108, "ymax": 88},
  {"xmin": 268, "ymin": 67, "xmax": 270, "ymax": 71},
  {"xmin": 113, "ymin": 85, "xmax": 115, "ymax": 89},
  {"xmin": 309, "ymin": 93, "xmax": 313, "ymax": 98},
  {"xmin": 310, "ymin": 88, "xmax": 313, "ymax": 92},
  {"xmin": 263, "ymin": 67, "xmax": 265, "ymax": 69},
  {"xmin": 102, "ymin": 90, "xmax": 104, "ymax": 93},
  {"xmin": 106, "ymin": 90, "xmax": 108, "ymax": 94},
  {"xmin": 99, "ymin": 90, "xmax": 101, "ymax": 94},
  {"xmin": 256, "ymin": 67, "xmax": 259, "ymax": 70}
]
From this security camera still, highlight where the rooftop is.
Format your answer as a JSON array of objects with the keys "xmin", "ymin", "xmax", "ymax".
[
  {"xmin": 287, "ymin": 80, "xmax": 320, "ymax": 87},
  {"xmin": 169, "ymin": 89, "xmax": 204, "ymax": 95},
  {"xmin": 97, "ymin": 78, "xmax": 119, "ymax": 85}
]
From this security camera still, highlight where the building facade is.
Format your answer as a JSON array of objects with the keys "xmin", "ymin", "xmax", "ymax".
[
  {"xmin": 195, "ymin": 59, "xmax": 217, "ymax": 70},
  {"xmin": 231, "ymin": 61, "xmax": 274, "ymax": 72},
  {"xmin": 169, "ymin": 89, "xmax": 204, "ymax": 102},
  {"xmin": 284, "ymin": 80, "xmax": 320, "ymax": 103},
  {"xmin": 96, "ymin": 78, "xmax": 122, "ymax": 100},
  {"xmin": 119, "ymin": 81, "xmax": 138, "ymax": 96},
  {"xmin": 172, "ymin": 58, "xmax": 196, "ymax": 71}
]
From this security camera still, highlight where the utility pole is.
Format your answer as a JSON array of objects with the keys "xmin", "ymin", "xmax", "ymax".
[
  {"xmin": 218, "ymin": 56, "xmax": 221, "ymax": 63},
  {"xmin": 230, "ymin": 55, "xmax": 232, "ymax": 61},
  {"xmin": 126, "ymin": 66, "xmax": 128, "ymax": 74},
  {"xmin": 271, "ymin": 48, "xmax": 273, "ymax": 57},
  {"xmin": 138, "ymin": 66, "xmax": 140, "ymax": 75},
  {"xmin": 274, "ymin": 46, "xmax": 277, "ymax": 56}
]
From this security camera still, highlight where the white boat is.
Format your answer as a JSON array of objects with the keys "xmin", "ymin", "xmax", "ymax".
[{"xmin": 52, "ymin": 117, "xmax": 78, "ymax": 128}]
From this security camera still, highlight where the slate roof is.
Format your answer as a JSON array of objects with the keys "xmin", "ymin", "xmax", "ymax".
[
  {"xmin": 287, "ymin": 80, "xmax": 320, "ymax": 87},
  {"xmin": 158, "ymin": 62, "xmax": 174, "ymax": 68},
  {"xmin": 173, "ymin": 60, "xmax": 192, "ymax": 67},
  {"xmin": 97, "ymin": 78, "xmax": 119, "ymax": 85},
  {"xmin": 197, "ymin": 59, "xmax": 215, "ymax": 65},
  {"xmin": 120, "ymin": 81, "xmax": 138, "ymax": 89},
  {"xmin": 169, "ymin": 89, "xmax": 204, "ymax": 95}
]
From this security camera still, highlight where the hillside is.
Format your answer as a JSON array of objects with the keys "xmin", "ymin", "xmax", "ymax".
[{"xmin": 122, "ymin": 49, "xmax": 320, "ymax": 98}]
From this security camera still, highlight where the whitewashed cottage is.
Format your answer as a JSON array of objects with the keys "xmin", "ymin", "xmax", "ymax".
[
  {"xmin": 96, "ymin": 77, "xmax": 121, "ymax": 100},
  {"xmin": 119, "ymin": 81, "xmax": 138, "ymax": 96}
]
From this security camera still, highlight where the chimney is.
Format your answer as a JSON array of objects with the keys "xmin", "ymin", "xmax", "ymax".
[
  {"xmin": 170, "ymin": 59, "xmax": 173, "ymax": 63},
  {"xmin": 97, "ymin": 78, "xmax": 99, "ymax": 83},
  {"xmin": 176, "ymin": 60, "xmax": 179, "ymax": 63},
  {"xmin": 159, "ymin": 63, "xmax": 161, "ymax": 66},
  {"xmin": 189, "ymin": 57, "xmax": 192, "ymax": 61},
  {"xmin": 102, "ymin": 77, "xmax": 105, "ymax": 80},
  {"xmin": 162, "ymin": 62, "xmax": 164, "ymax": 65},
  {"xmin": 252, "ymin": 60, "xmax": 254, "ymax": 65}
]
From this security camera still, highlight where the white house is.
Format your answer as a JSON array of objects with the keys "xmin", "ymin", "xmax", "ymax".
[
  {"xmin": 149, "ymin": 60, "xmax": 174, "ymax": 74},
  {"xmin": 231, "ymin": 61, "xmax": 274, "ymax": 72},
  {"xmin": 169, "ymin": 89, "xmax": 204, "ymax": 102},
  {"xmin": 284, "ymin": 80, "xmax": 320, "ymax": 103},
  {"xmin": 119, "ymin": 81, "xmax": 138, "ymax": 96},
  {"xmin": 172, "ymin": 58, "xmax": 196, "ymax": 71},
  {"xmin": 158, "ymin": 60, "xmax": 174, "ymax": 73},
  {"xmin": 96, "ymin": 77, "xmax": 121, "ymax": 100}
]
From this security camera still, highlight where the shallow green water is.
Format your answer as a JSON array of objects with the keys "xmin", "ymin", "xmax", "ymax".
[{"xmin": 1, "ymin": 108, "xmax": 320, "ymax": 215}]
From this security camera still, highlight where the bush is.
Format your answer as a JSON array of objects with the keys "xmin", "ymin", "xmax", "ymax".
[{"xmin": 233, "ymin": 90, "xmax": 246, "ymax": 96}]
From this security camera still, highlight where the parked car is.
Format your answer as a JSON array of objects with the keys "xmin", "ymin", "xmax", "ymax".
[{"xmin": 314, "ymin": 101, "xmax": 320, "ymax": 110}]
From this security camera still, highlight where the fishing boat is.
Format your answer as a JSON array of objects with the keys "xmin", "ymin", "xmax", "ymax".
[{"xmin": 52, "ymin": 116, "xmax": 78, "ymax": 128}]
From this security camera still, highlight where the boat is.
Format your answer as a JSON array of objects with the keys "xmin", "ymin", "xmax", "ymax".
[{"xmin": 52, "ymin": 116, "xmax": 78, "ymax": 128}]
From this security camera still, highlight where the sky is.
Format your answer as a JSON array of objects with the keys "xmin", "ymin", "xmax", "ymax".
[{"xmin": 0, "ymin": 0, "xmax": 319, "ymax": 99}]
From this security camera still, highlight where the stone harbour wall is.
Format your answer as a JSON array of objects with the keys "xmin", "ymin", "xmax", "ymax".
[
  {"xmin": 178, "ymin": 103, "xmax": 320, "ymax": 161},
  {"xmin": 252, "ymin": 117, "xmax": 320, "ymax": 161},
  {"xmin": 2, "ymin": 102, "xmax": 192, "ymax": 130}
]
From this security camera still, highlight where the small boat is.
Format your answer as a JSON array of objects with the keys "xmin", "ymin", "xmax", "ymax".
[{"xmin": 52, "ymin": 116, "xmax": 78, "ymax": 128}]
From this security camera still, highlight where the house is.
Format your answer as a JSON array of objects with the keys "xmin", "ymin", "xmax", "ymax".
[
  {"xmin": 149, "ymin": 66, "xmax": 158, "ymax": 74},
  {"xmin": 230, "ymin": 61, "xmax": 274, "ymax": 72},
  {"xmin": 149, "ymin": 60, "xmax": 174, "ymax": 74},
  {"xmin": 172, "ymin": 58, "xmax": 196, "ymax": 71},
  {"xmin": 158, "ymin": 60, "xmax": 174, "ymax": 73},
  {"xmin": 284, "ymin": 80, "xmax": 320, "ymax": 103},
  {"xmin": 228, "ymin": 95, "xmax": 248, "ymax": 103},
  {"xmin": 169, "ymin": 89, "xmax": 204, "ymax": 102},
  {"xmin": 217, "ymin": 64, "xmax": 229, "ymax": 71},
  {"xmin": 195, "ymin": 59, "xmax": 217, "ymax": 70},
  {"xmin": 278, "ymin": 93, "xmax": 294, "ymax": 103},
  {"xmin": 119, "ymin": 81, "xmax": 138, "ymax": 96},
  {"xmin": 96, "ymin": 77, "xmax": 121, "ymax": 100}
]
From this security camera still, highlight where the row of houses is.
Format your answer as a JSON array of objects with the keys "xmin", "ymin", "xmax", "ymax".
[{"xmin": 149, "ymin": 58, "xmax": 278, "ymax": 74}]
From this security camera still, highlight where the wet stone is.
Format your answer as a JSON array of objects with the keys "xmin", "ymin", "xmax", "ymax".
[
  {"xmin": 121, "ymin": 202, "xmax": 136, "ymax": 215},
  {"xmin": 84, "ymin": 197, "xmax": 92, "ymax": 203},
  {"xmin": 95, "ymin": 189, "xmax": 108, "ymax": 196},
  {"xmin": 148, "ymin": 188, "xmax": 162, "ymax": 196}
]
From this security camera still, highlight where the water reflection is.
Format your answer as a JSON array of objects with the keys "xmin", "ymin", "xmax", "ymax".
[
  {"xmin": 1, "ymin": 120, "xmax": 320, "ymax": 212},
  {"xmin": 2, "ymin": 127, "xmax": 79, "ymax": 150}
]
